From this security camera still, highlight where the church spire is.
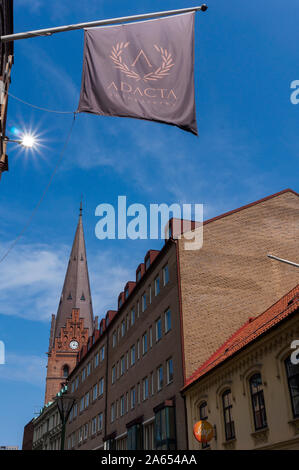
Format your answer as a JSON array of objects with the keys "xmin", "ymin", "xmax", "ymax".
[{"xmin": 51, "ymin": 204, "xmax": 94, "ymax": 347}]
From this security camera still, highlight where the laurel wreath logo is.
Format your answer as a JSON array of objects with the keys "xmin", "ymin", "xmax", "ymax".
[{"xmin": 109, "ymin": 42, "xmax": 175, "ymax": 82}]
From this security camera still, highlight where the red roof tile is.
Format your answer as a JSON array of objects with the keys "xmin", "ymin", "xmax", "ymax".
[{"xmin": 183, "ymin": 283, "xmax": 299, "ymax": 390}]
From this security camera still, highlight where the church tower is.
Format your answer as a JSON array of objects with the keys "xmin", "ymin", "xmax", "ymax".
[{"xmin": 44, "ymin": 204, "xmax": 95, "ymax": 404}]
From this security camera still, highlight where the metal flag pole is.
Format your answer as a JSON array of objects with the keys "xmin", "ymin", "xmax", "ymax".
[
  {"xmin": 267, "ymin": 254, "xmax": 299, "ymax": 268},
  {"xmin": 1, "ymin": 5, "xmax": 208, "ymax": 43}
]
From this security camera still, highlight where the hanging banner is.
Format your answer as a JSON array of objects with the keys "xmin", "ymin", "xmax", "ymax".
[{"xmin": 77, "ymin": 12, "xmax": 198, "ymax": 135}]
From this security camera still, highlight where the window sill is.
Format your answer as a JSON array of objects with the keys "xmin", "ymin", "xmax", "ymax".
[
  {"xmin": 222, "ymin": 438, "xmax": 236, "ymax": 450},
  {"xmin": 288, "ymin": 417, "xmax": 299, "ymax": 436},
  {"xmin": 251, "ymin": 427, "xmax": 269, "ymax": 446}
]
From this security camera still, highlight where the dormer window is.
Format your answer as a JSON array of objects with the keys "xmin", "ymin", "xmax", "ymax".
[
  {"xmin": 137, "ymin": 269, "xmax": 141, "ymax": 282},
  {"xmin": 125, "ymin": 287, "xmax": 129, "ymax": 300},
  {"xmin": 145, "ymin": 257, "xmax": 150, "ymax": 270},
  {"xmin": 119, "ymin": 297, "xmax": 123, "ymax": 309}
]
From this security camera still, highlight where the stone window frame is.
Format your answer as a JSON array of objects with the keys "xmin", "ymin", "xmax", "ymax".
[{"xmin": 276, "ymin": 343, "xmax": 299, "ymax": 422}]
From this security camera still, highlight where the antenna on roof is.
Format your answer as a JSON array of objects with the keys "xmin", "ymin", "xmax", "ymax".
[{"xmin": 267, "ymin": 254, "xmax": 299, "ymax": 268}]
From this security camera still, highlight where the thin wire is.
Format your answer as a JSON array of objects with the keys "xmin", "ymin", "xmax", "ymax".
[
  {"xmin": 0, "ymin": 114, "xmax": 77, "ymax": 264},
  {"xmin": 7, "ymin": 90, "xmax": 76, "ymax": 115}
]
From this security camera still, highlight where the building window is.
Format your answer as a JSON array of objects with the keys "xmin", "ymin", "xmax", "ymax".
[
  {"xmin": 157, "ymin": 365, "xmax": 163, "ymax": 391},
  {"xmin": 163, "ymin": 264, "xmax": 169, "ymax": 286},
  {"xmin": 137, "ymin": 340, "xmax": 140, "ymax": 360},
  {"xmin": 126, "ymin": 314, "xmax": 130, "ymax": 330},
  {"xmin": 94, "ymin": 353, "xmax": 99, "ymax": 368},
  {"xmin": 249, "ymin": 373, "xmax": 268, "ymax": 430},
  {"xmin": 155, "ymin": 276, "xmax": 160, "ymax": 296},
  {"xmin": 143, "ymin": 377, "xmax": 149, "ymax": 401},
  {"xmin": 78, "ymin": 427, "xmax": 83, "ymax": 443},
  {"xmin": 142, "ymin": 293, "xmax": 147, "ymax": 312},
  {"xmin": 120, "ymin": 395, "xmax": 125, "ymax": 416},
  {"xmin": 121, "ymin": 355, "xmax": 125, "ymax": 375},
  {"xmin": 165, "ymin": 309, "xmax": 172, "ymax": 333},
  {"xmin": 82, "ymin": 368, "xmax": 86, "ymax": 382},
  {"xmin": 145, "ymin": 257, "xmax": 150, "ymax": 270},
  {"xmin": 84, "ymin": 423, "xmax": 88, "ymax": 440},
  {"xmin": 63, "ymin": 365, "xmax": 69, "ymax": 378},
  {"xmin": 125, "ymin": 287, "xmax": 129, "ymax": 300},
  {"xmin": 99, "ymin": 377, "xmax": 104, "ymax": 396},
  {"xmin": 119, "ymin": 297, "xmax": 123, "ymax": 309},
  {"xmin": 100, "ymin": 346, "xmax": 105, "ymax": 361},
  {"xmin": 93, "ymin": 384, "xmax": 98, "ymax": 400},
  {"xmin": 75, "ymin": 377, "xmax": 79, "ymax": 390},
  {"xmin": 156, "ymin": 317, "xmax": 162, "ymax": 342},
  {"xmin": 85, "ymin": 392, "xmax": 89, "ymax": 409},
  {"xmin": 127, "ymin": 423, "xmax": 143, "ymax": 450},
  {"xmin": 137, "ymin": 269, "xmax": 141, "ymax": 282},
  {"xmin": 80, "ymin": 397, "xmax": 84, "ymax": 412},
  {"xmin": 137, "ymin": 382, "xmax": 141, "ymax": 404},
  {"xmin": 121, "ymin": 320, "xmax": 126, "ymax": 337},
  {"xmin": 111, "ymin": 403, "xmax": 115, "ymax": 423},
  {"xmin": 131, "ymin": 345, "xmax": 136, "ymax": 366},
  {"xmin": 112, "ymin": 331, "xmax": 117, "ymax": 348},
  {"xmin": 73, "ymin": 403, "xmax": 78, "ymax": 418},
  {"xmin": 222, "ymin": 389, "xmax": 235, "ymax": 441},
  {"xmin": 142, "ymin": 332, "xmax": 148, "ymax": 355},
  {"xmin": 149, "ymin": 327, "xmax": 153, "ymax": 348},
  {"xmin": 131, "ymin": 308, "xmax": 135, "ymax": 325},
  {"xmin": 166, "ymin": 358, "xmax": 174, "ymax": 384},
  {"xmin": 155, "ymin": 406, "xmax": 176, "ymax": 450},
  {"xmin": 199, "ymin": 402, "xmax": 209, "ymax": 449},
  {"xmin": 87, "ymin": 362, "xmax": 91, "ymax": 376},
  {"xmin": 98, "ymin": 413, "xmax": 103, "ymax": 431},
  {"xmin": 131, "ymin": 387, "xmax": 136, "ymax": 409},
  {"xmin": 91, "ymin": 417, "xmax": 97, "ymax": 435},
  {"xmin": 112, "ymin": 366, "xmax": 116, "ymax": 384},
  {"xmin": 285, "ymin": 356, "xmax": 299, "ymax": 418},
  {"xmin": 137, "ymin": 301, "xmax": 140, "ymax": 317},
  {"xmin": 149, "ymin": 285, "xmax": 152, "ymax": 304},
  {"xmin": 151, "ymin": 372, "xmax": 154, "ymax": 395}
]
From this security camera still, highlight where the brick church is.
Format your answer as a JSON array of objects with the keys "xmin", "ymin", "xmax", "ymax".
[{"xmin": 44, "ymin": 204, "xmax": 96, "ymax": 404}]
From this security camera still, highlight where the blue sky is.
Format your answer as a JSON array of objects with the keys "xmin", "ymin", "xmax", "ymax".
[{"xmin": 0, "ymin": 0, "xmax": 298, "ymax": 447}]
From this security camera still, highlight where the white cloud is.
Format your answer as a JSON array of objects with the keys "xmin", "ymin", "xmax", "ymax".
[
  {"xmin": 0, "ymin": 352, "xmax": 47, "ymax": 387},
  {"xmin": 0, "ymin": 242, "xmax": 68, "ymax": 321},
  {"xmin": 0, "ymin": 241, "xmax": 133, "ymax": 323},
  {"xmin": 16, "ymin": 0, "xmax": 42, "ymax": 13},
  {"xmin": 89, "ymin": 250, "xmax": 133, "ymax": 318}
]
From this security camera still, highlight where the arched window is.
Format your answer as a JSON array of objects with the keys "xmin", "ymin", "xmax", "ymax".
[
  {"xmin": 63, "ymin": 365, "xmax": 69, "ymax": 378},
  {"xmin": 222, "ymin": 389, "xmax": 235, "ymax": 441},
  {"xmin": 249, "ymin": 373, "xmax": 267, "ymax": 430},
  {"xmin": 199, "ymin": 401, "xmax": 209, "ymax": 449},
  {"xmin": 285, "ymin": 356, "xmax": 299, "ymax": 418},
  {"xmin": 199, "ymin": 401, "xmax": 208, "ymax": 420}
]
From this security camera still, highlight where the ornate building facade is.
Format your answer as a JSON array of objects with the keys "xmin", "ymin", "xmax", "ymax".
[{"xmin": 183, "ymin": 284, "xmax": 299, "ymax": 450}]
